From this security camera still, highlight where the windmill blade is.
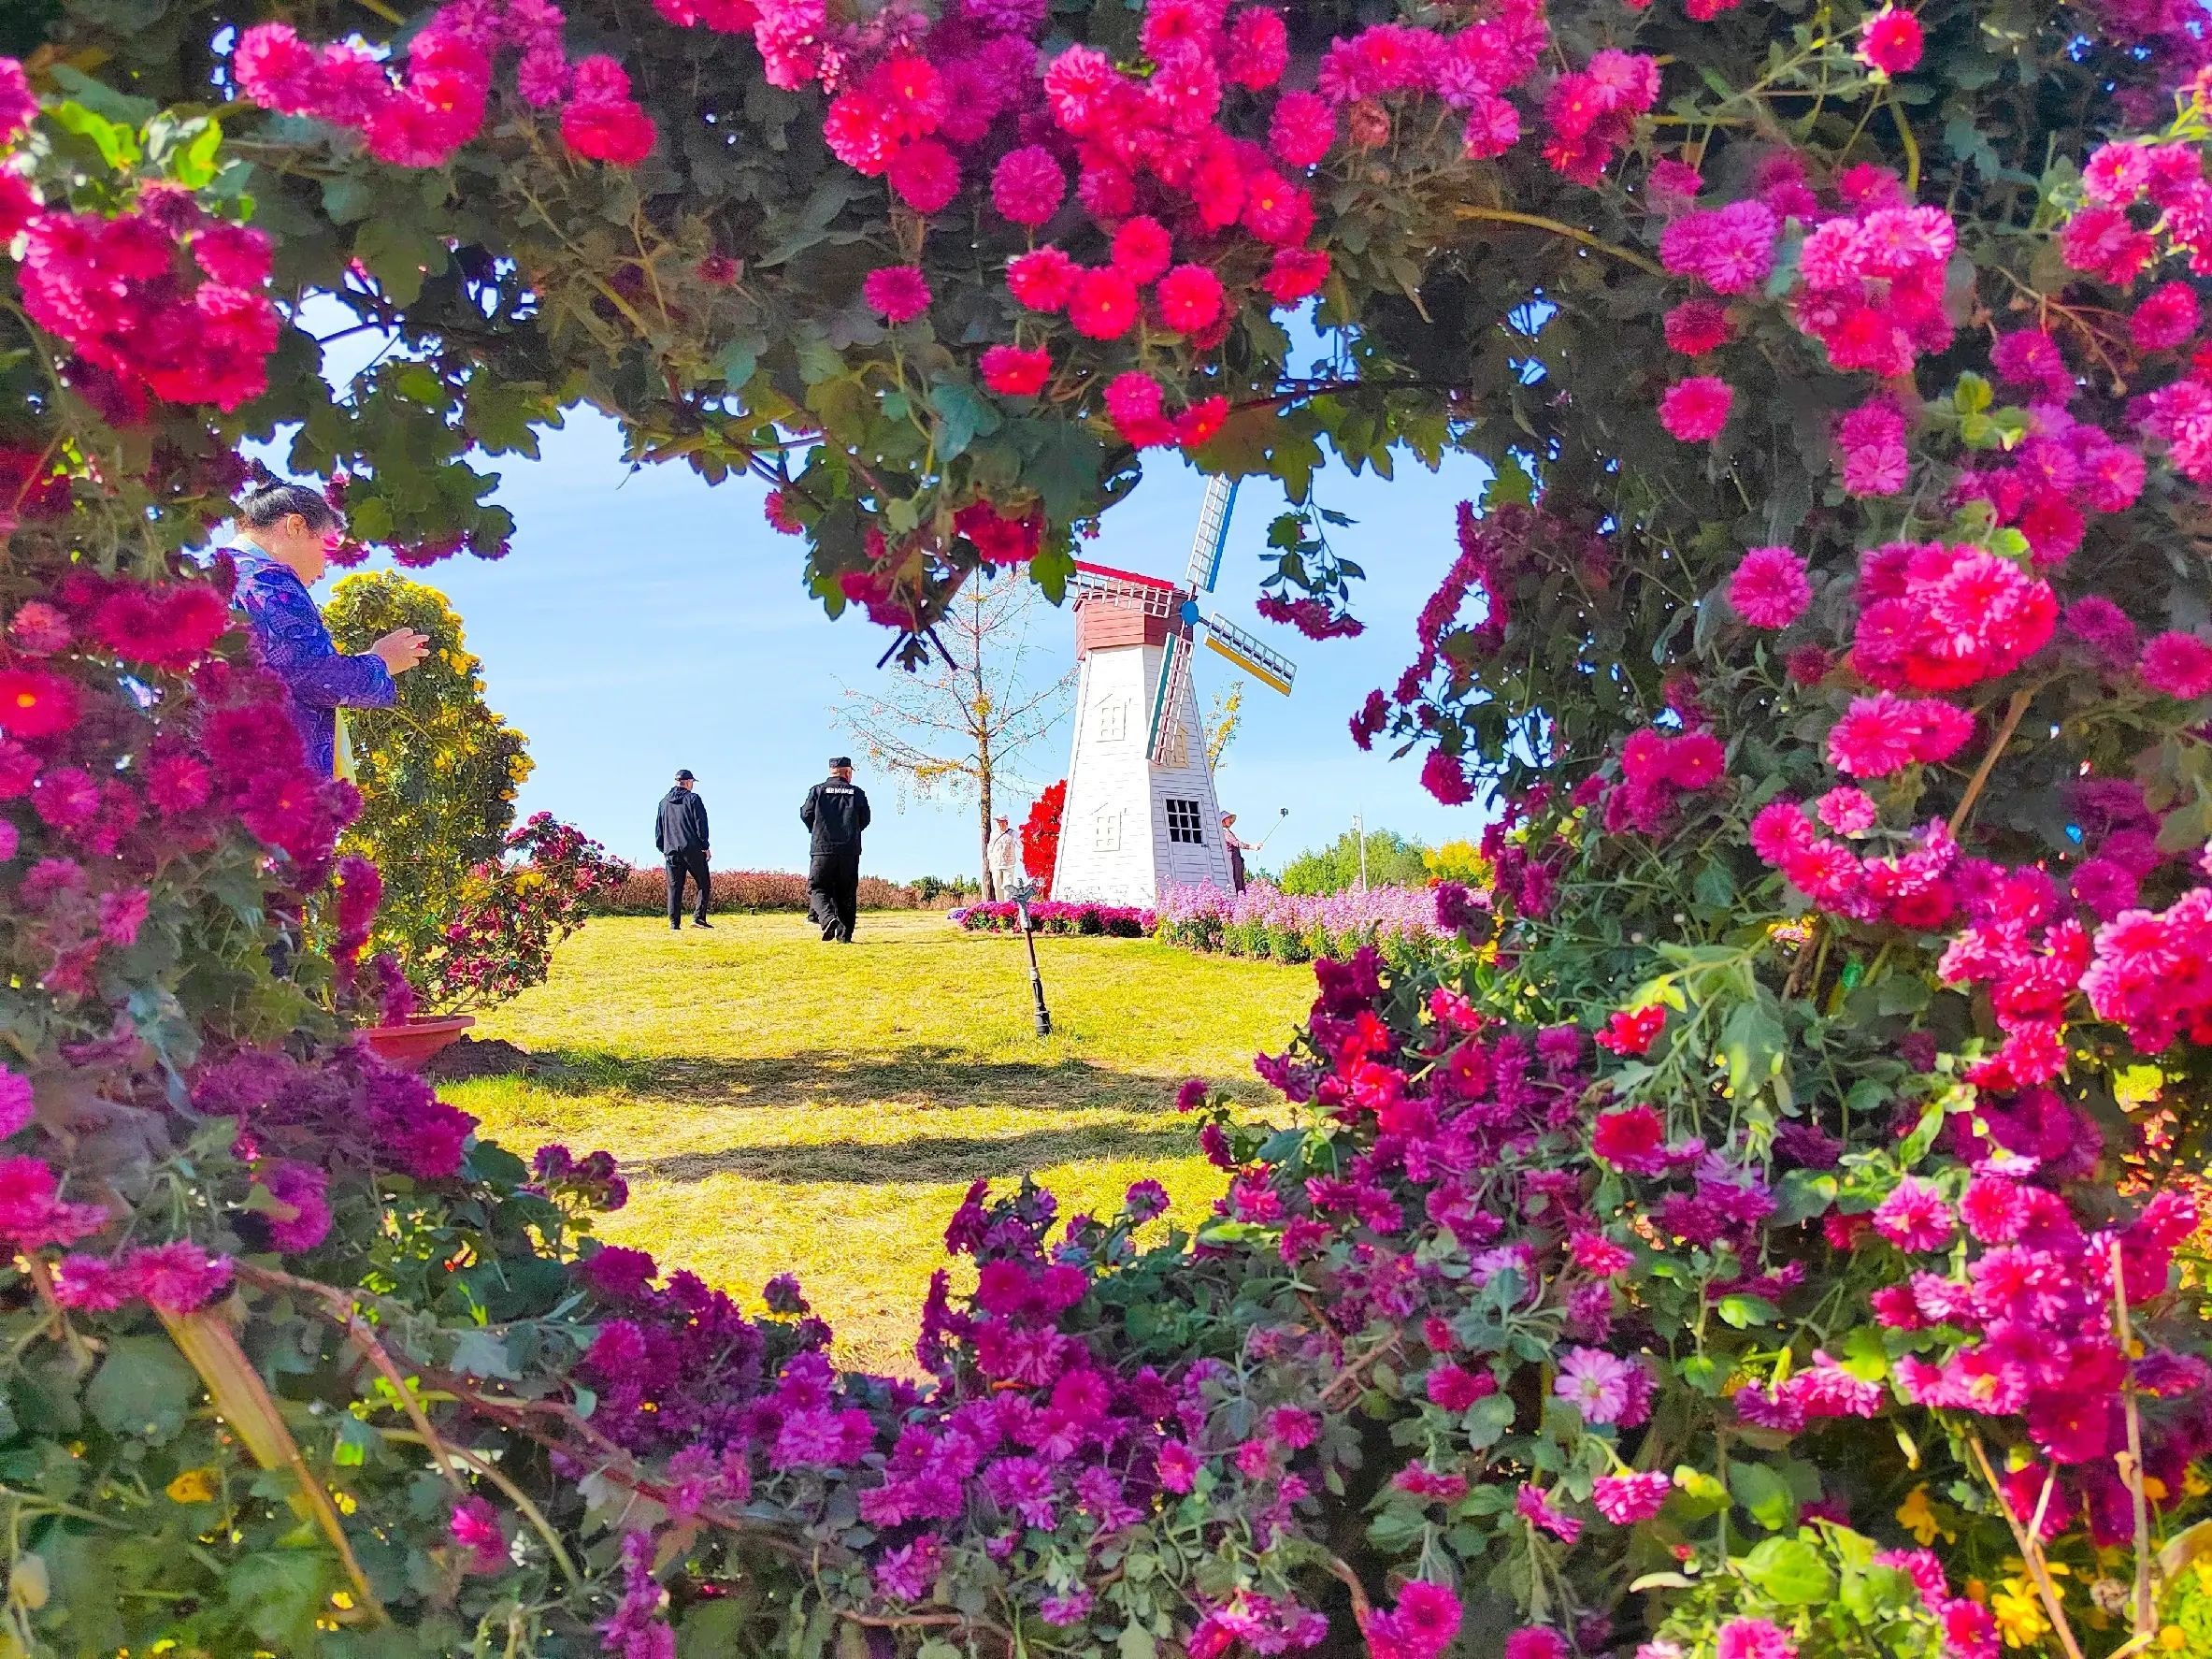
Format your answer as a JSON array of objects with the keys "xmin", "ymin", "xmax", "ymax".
[
  {"xmin": 1147, "ymin": 623, "xmax": 1194, "ymax": 762},
  {"xmin": 1183, "ymin": 476, "xmax": 1240, "ymax": 595},
  {"xmin": 1199, "ymin": 610, "xmax": 1296, "ymax": 696}
]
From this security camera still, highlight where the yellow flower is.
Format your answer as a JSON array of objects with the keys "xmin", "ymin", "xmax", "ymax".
[
  {"xmin": 1896, "ymin": 1483, "xmax": 1954, "ymax": 1546},
  {"xmin": 2144, "ymin": 1475, "xmax": 2170, "ymax": 1502},
  {"xmin": 2184, "ymin": 1463, "xmax": 2210, "ymax": 1498},
  {"xmin": 1990, "ymin": 1579, "xmax": 2048, "ymax": 1649},
  {"xmin": 2157, "ymin": 1625, "xmax": 2186, "ymax": 1652},
  {"xmin": 165, "ymin": 1467, "xmax": 217, "ymax": 1504}
]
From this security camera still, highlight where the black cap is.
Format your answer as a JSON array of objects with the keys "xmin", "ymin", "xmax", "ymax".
[
  {"xmin": 828, "ymin": 756, "xmax": 853, "ymax": 770},
  {"xmin": 675, "ymin": 768, "xmax": 696, "ymax": 781}
]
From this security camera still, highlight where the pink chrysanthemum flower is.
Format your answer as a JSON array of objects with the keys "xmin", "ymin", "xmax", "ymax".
[
  {"xmin": 1858, "ymin": 7, "xmax": 1924, "ymax": 76},
  {"xmin": 1659, "ymin": 376, "xmax": 1733, "ymax": 441},
  {"xmin": 862, "ymin": 265, "xmax": 932, "ymax": 322},
  {"xmin": 1729, "ymin": 545, "xmax": 1812, "ymax": 628},
  {"xmin": 2140, "ymin": 630, "xmax": 2212, "ymax": 699}
]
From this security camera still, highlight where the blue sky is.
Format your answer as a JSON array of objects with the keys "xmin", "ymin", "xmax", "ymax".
[{"xmin": 311, "ymin": 406, "xmax": 1499, "ymax": 882}]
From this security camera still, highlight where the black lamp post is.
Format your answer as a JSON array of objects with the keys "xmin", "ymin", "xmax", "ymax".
[{"xmin": 1007, "ymin": 879, "xmax": 1052, "ymax": 1037}]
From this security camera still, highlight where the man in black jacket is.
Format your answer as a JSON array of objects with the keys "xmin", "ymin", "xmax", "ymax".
[
  {"xmin": 800, "ymin": 757, "xmax": 871, "ymax": 943},
  {"xmin": 654, "ymin": 770, "xmax": 714, "ymax": 930}
]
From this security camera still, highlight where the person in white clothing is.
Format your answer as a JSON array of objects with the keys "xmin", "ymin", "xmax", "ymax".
[{"xmin": 986, "ymin": 814, "xmax": 1022, "ymax": 900}]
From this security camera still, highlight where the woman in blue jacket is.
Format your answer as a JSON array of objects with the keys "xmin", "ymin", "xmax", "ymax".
[{"xmin": 228, "ymin": 481, "xmax": 426, "ymax": 776}]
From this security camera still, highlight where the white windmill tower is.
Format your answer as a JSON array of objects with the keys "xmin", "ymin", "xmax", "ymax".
[{"xmin": 1050, "ymin": 477, "xmax": 1298, "ymax": 907}]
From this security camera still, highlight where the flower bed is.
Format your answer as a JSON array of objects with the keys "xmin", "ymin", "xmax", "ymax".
[
  {"xmin": 952, "ymin": 900, "xmax": 1155, "ymax": 936},
  {"xmin": 599, "ymin": 867, "xmax": 950, "ymax": 915},
  {"xmin": 1155, "ymin": 881, "xmax": 1452, "ymax": 964}
]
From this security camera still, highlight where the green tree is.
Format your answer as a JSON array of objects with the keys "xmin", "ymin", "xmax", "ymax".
[
  {"xmin": 1276, "ymin": 827, "xmax": 1431, "ymax": 895},
  {"xmin": 324, "ymin": 571, "xmax": 532, "ymax": 988}
]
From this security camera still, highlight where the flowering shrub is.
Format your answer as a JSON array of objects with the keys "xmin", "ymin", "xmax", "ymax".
[
  {"xmin": 599, "ymin": 866, "xmax": 950, "ymax": 914},
  {"xmin": 953, "ymin": 898, "xmax": 1154, "ymax": 936},
  {"xmin": 405, "ymin": 813, "xmax": 628, "ymax": 1013},
  {"xmin": 1156, "ymin": 880, "xmax": 1448, "ymax": 964},
  {"xmin": 1023, "ymin": 778, "xmax": 1067, "ymax": 897},
  {"xmin": 7, "ymin": 0, "xmax": 2212, "ymax": 1655},
  {"xmin": 324, "ymin": 571, "xmax": 536, "ymax": 1003}
]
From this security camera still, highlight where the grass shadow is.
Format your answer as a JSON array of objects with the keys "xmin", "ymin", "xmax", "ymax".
[
  {"xmin": 625, "ymin": 1123, "xmax": 1199, "ymax": 1186},
  {"xmin": 498, "ymin": 1045, "xmax": 1174, "ymax": 1112}
]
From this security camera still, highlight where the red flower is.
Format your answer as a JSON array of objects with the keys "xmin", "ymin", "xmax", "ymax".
[
  {"xmin": 1259, "ymin": 248, "xmax": 1330, "ymax": 307},
  {"xmin": 980, "ymin": 344, "xmax": 1051, "ymax": 397},
  {"xmin": 1111, "ymin": 217, "xmax": 1173, "ymax": 284},
  {"xmin": 1156, "ymin": 264, "xmax": 1225, "ymax": 333},
  {"xmin": 887, "ymin": 139, "xmax": 961, "ymax": 213},
  {"xmin": 1069, "ymin": 267, "xmax": 1140, "ymax": 339},
  {"xmin": 1591, "ymin": 1104, "xmax": 1669, "ymax": 1172},
  {"xmin": 1175, "ymin": 396, "xmax": 1228, "ymax": 450},
  {"xmin": 0, "ymin": 669, "xmax": 81, "ymax": 738},
  {"xmin": 1007, "ymin": 248, "xmax": 1079, "ymax": 312},
  {"xmin": 1662, "ymin": 299, "xmax": 1731, "ymax": 355},
  {"xmin": 560, "ymin": 96, "xmax": 657, "ymax": 167},
  {"xmin": 1595, "ymin": 1004, "xmax": 1666, "ymax": 1057}
]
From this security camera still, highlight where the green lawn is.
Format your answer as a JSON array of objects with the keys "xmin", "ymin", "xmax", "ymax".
[{"xmin": 444, "ymin": 912, "xmax": 1314, "ymax": 1372}]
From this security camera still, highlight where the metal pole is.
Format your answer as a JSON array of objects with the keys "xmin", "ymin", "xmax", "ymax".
[
  {"xmin": 1016, "ymin": 901, "xmax": 1052, "ymax": 1036},
  {"xmin": 1353, "ymin": 812, "xmax": 1367, "ymax": 892}
]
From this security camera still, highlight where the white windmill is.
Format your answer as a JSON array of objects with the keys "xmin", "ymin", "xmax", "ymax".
[{"xmin": 1050, "ymin": 477, "xmax": 1298, "ymax": 907}]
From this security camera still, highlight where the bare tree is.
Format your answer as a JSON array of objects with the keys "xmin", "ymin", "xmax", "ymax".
[{"xmin": 836, "ymin": 576, "xmax": 1074, "ymax": 901}]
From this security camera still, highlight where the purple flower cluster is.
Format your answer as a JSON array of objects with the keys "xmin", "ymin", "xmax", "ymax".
[{"xmin": 1156, "ymin": 882, "xmax": 1444, "ymax": 960}]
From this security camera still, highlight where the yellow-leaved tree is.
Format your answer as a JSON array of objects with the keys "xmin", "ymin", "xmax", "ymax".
[{"xmin": 324, "ymin": 571, "xmax": 533, "ymax": 1000}]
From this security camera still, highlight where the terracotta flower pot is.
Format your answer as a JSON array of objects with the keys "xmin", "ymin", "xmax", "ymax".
[{"xmin": 359, "ymin": 1014, "xmax": 476, "ymax": 1074}]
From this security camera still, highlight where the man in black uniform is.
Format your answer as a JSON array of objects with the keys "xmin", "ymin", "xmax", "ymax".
[
  {"xmin": 654, "ymin": 769, "xmax": 714, "ymax": 930},
  {"xmin": 800, "ymin": 757, "xmax": 871, "ymax": 943}
]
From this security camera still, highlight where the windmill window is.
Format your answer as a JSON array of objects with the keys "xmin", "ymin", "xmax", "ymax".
[
  {"xmin": 1098, "ymin": 700, "xmax": 1127, "ymax": 742},
  {"xmin": 1165, "ymin": 798, "xmax": 1205, "ymax": 844},
  {"xmin": 1094, "ymin": 810, "xmax": 1122, "ymax": 853}
]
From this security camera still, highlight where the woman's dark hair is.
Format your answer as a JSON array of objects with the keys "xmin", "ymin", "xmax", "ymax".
[{"xmin": 236, "ymin": 481, "xmax": 340, "ymax": 533}]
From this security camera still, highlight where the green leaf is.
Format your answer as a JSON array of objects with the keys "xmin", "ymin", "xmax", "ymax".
[
  {"xmin": 1771, "ymin": 1169, "xmax": 1837, "ymax": 1227},
  {"xmin": 352, "ymin": 220, "xmax": 445, "ymax": 308},
  {"xmin": 1740, "ymin": 1537, "xmax": 1836, "ymax": 1605},
  {"xmin": 225, "ymin": 1551, "xmax": 327, "ymax": 1647},
  {"xmin": 930, "ymin": 379, "xmax": 1001, "ymax": 461},
  {"xmin": 715, "ymin": 334, "xmax": 763, "ymax": 389},
  {"xmin": 156, "ymin": 114, "xmax": 224, "ymax": 188},
  {"xmin": 1693, "ymin": 859, "xmax": 1735, "ymax": 910},
  {"xmin": 1717, "ymin": 996, "xmax": 1786, "ymax": 1095},
  {"xmin": 1462, "ymin": 1392, "xmax": 1516, "ymax": 1450},
  {"xmin": 47, "ymin": 65, "xmax": 157, "ymax": 125},
  {"xmin": 680, "ymin": 1600, "xmax": 754, "ymax": 1657},
  {"xmin": 85, "ymin": 1335, "xmax": 199, "ymax": 1441},
  {"xmin": 1673, "ymin": 1465, "xmax": 1729, "ymax": 1517},
  {"xmin": 1118, "ymin": 1623, "xmax": 1158, "ymax": 1659},
  {"xmin": 1482, "ymin": 454, "xmax": 1536, "ymax": 509},
  {"xmin": 1953, "ymin": 372, "xmax": 1993, "ymax": 415},
  {"xmin": 1728, "ymin": 1461, "xmax": 1799, "ymax": 1531},
  {"xmin": 1716, "ymin": 1293, "xmax": 1781, "ymax": 1330},
  {"xmin": 449, "ymin": 1328, "xmax": 519, "ymax": 1380},
  {"xmin": 47, "ymin": 101, "xmax": 140, "ymax": 170},
  {"xmin": 1896, "ymin": 1093, "xmax": 1950, "ymax": 1166}
]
